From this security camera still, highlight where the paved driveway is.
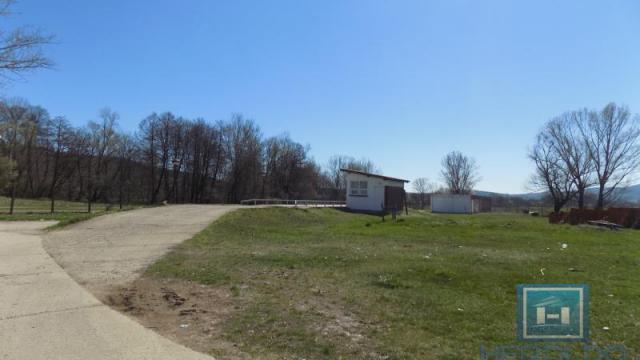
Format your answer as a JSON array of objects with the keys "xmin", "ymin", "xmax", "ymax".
[
  {"xmin": 1, "ymin": 205, "xmax": 239, "ymax": 360},
  {"xmin": 43, "ymin": 205, "xmax": 239, "ymax": 299}
]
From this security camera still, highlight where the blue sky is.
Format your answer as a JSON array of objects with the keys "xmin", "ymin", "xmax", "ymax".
[{"xmin": 4, "ymin": 0, "xmax": 640, "ymax": 193}]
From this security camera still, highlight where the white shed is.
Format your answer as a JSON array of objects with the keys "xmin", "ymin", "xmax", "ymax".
[
  {"xmin": 431, "ymin": 193, "xmax": 492, "ymax": 214},
  {"xmin": 341, "ymin": 169, "xmax": 409, "ymax": 213}
]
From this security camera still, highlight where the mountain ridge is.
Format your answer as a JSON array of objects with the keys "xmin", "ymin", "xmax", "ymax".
[{"xmin": 473, "ymin": 184, "xmax": 640, "ymax": 202}]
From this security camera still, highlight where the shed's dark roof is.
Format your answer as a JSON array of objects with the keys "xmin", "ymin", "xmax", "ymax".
[{"xmin": 340, "ymin": 168, "xmax": 409, "ymax": 183}]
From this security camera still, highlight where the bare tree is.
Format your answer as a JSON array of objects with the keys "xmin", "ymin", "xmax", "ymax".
[
  {"xmin": 84, "ymin": 108, "xmax": 118, "ymax": 212},
  {"xmin": 153, "ymin": 112, "xmax": 173, "ymax": 203},
  {"xmin": 0, "ymin": 0, "xmax": 53, "ymax": 83},
  {"xmin": 184, "ymin": 119, "xmax": 224, "ymax": 203},
  {"xmin": 21, "ymin": 105, "xmax": 49, "ymax": 197},
  {"xmin": 412, "ymin": 177, "xmax": 435, "ymax": 209},
  {"xmin": 352, "ymin": 158, "xmax": 379, "ymax": 174},
  {"xmin": 325, "ymin": 155, "xmax": 351, "ymax": 191},
  {"xmin": 528, "ymin": 132, "xmax": 577, "ymax": 213},
  {"xmin": 325, "ymin": 155, "xmax": 381, "ymax": 192},
  {"xmin": 222, "ymin": 115, "xmax": 262, "ymax": 203},
  {"xmin": 114, "ymin": 133, "xmax": 137, "ymax": 209},
  {"xmin": 579, "ymin": 103, "xmax": 640, "ymax": 209},
  {"xmin": 260, "ymin": 134, "xmax": 314, "ymax": 199},
  {"xmin": 138, "ymin": 113, "xmax": 159, "ymax": 203},
  {"xmin": 0, "ymin": 154, "xmax": 13, "ymax": 191},
  {"xmin": 46, "ymin": 116, "xmax": 70, "ymax": 213},
  {"xmin": 0, "ymin": 98, "xmax": 29, "ymax": 213},
  {"xmin": 545, "ymin": 110, "xmax": 595, "ymax": 208},
  {"xmin": 440, "ymin": 151, "xmax": 479, "ymax": 194}
]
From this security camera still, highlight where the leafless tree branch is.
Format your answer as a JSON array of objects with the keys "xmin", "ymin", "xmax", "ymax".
[
  {"xmin": 440, "ymin": 151, "xmax": 479, "ymax": 194},
  {"xmin": 0, "ymin": 0, "xmax": 53, "ymax": 84}
]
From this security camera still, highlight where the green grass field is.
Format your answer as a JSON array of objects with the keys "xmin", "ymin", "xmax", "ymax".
[
  {"xmin": 0, "ymin": 196, "xmax": 136, "ymax": 227},
  {"xmin": 0, "ymin": 196, "xmax": 113, "ymax": 213},
  {"xmin": 147, "ymin": 208, "xmax": 640, "ymax": 359}
]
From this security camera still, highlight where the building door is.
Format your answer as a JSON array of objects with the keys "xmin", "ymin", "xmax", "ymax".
[{"xmin": 384, "ymin": 186, "xmax": 406, "ymax": 212}]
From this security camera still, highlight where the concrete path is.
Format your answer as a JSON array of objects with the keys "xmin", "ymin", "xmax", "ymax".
[
  {"xmin": 1, "ymin": 205, "xmax": 239, "ymax": 360},
  {"xmin": 44, "ymin": 205, "xmax": 239, "ymax": 299},
  {"xmin": 0, "ymin": 221, "xmax": 213, "ymax": 360}
]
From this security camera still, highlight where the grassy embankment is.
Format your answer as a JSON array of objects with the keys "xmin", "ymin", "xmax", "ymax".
[{"xmin": 148, "ymin": 207, "xmax": 640, "ymax": 359}]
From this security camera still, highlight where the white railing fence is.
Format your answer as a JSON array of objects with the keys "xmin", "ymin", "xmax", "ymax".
[{"xmin": 240, "ymin": 199, "xmax": 345, "ymax": 207}]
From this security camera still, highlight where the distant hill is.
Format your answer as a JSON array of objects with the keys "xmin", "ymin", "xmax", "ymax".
[
  {"xmin": 472, "ymin": 190, "xmax": 545, "ymax": 200},
  {"xmin": 617, "ymin": 184, "xmax": 640, "ymax": 202},
  {"xmin": 474, "ymin": 184, "xmax": 640, "ymax": 203}
]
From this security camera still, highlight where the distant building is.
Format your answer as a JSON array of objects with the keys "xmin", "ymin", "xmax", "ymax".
[
  {"xmin": 431, "ymin": 193, "xmax": 492, "ymax": 214},
  {"xmin": 340, "ymin": 169, "xmax": 409, "ymax": 213},
  {"xmin": 472, "ymin": 195, "xmax": 493, "ymax": 213}
]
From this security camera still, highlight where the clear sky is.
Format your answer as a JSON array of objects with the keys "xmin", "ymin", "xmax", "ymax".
[{"xmin": 4, "ymin": 0, "xmax": 640, "ymax": 193}]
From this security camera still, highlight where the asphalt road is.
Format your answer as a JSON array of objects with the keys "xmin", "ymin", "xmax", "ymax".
[{"xmin": 1, "ymin": 205, "xmax": 239, "ymax": 360}]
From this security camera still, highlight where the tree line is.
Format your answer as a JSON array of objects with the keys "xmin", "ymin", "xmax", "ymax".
[
  {"xmin": 0, "ymin": 1, "xmax": 387, "ymax": 213},
  {"xmin": 529, "ymin": 102, "xmax": 640, "ymax": 212},
  {"xmin": 0, "ymin": 99, "xmax": 380, "ymax": 213}
]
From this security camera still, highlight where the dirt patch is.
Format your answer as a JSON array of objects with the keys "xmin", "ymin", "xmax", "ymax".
[
  {"xmin": 286, "ymin": 290, "xmax": 378, "ymax": 358},
  {"xmin": 105, "ymin": 276, "xmax": 251, "ymax": 359},
  {"xmin": 303, "ymin": 299, "xmax": 368, "ymax": 344},
  {"xmin": 106, "ymin": 276, "xmax": 375, "ymax": 360}
]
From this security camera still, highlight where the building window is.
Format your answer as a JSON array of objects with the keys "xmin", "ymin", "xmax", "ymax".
[{"xmin": 350, "ymin": 180, "xmax": 368, "ymax": 196}]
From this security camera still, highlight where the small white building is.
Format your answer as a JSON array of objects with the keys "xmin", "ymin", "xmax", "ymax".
[
  {"xmin": 431, "ymin": 193, "xmax": 492, "ymax": 214},
  {"xmin": 341, "ymin": 168, "xmax": 409, "ymax": 213}
]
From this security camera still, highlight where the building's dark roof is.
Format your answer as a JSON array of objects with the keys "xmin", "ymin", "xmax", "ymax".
[{"xmin": 340, "ymin": 168, "xmax": 409, "ymax": 183}]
